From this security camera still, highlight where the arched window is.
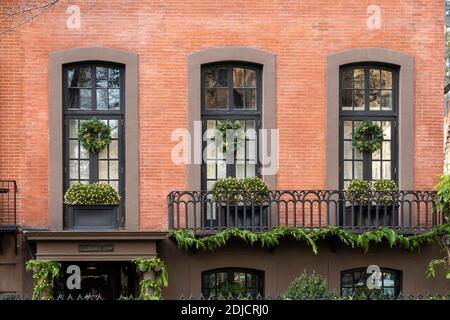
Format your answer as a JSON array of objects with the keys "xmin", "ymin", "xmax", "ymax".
[
  {"xmin": 339, "ymin": 64, "xmax": 398, "ymax": 188},
  {"xmin": 63, "ymin": 62, "xmax": 125, "ymax": 229},
  {"xmin": 202, "ymin": 268, "xmax": 264, "ymax": 298},
  {"xmin": 341, "ymin": 268, "xmax": 402, "ymax": 297}
]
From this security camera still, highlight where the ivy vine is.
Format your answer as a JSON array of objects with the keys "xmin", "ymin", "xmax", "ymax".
[
  {"xmin": 169, "ymin": 224, "xmax": 450, "ymax": 256},
  {"xmin": 132, "ymin": 257, "xmax": 169, "ymax": 300},
  {"xmin": 352, "ymin": 122, "xmax": 384, "ymax": 153},
  {"xmin": 25, "ymin": 260, "xmax": 61, "ymax": 300}
]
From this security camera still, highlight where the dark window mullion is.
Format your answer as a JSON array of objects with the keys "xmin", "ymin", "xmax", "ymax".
[
  {"xmin": 228, "ymin": 65, "xmax": 233, "ymax": 110},
  {"xmin": 365, "ymin": 66, "xmax": 370, "ymax": 112},
  {"xmin": 92, "ymin": 65, "xmax": 96, "ymax": 111}
]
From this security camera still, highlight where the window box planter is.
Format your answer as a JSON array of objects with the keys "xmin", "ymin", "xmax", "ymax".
[
  {"xmin": 343, "ymin": 204, "xmax": 399, "ymax": 228},
  {"xmin": 218, "ymin": 204, "xmax": 269, "ymax": 230},
  {"xmin": 65, "ymin": 205, "xmax": 119, "ymax": 230}
]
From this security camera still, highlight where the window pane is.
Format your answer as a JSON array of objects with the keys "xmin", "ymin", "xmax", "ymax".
[
  {"xmin": 68, "ymin": 66, "xmax": 91, "ymax": 87},
  {"xmin": 233, "ymin": 89, "xmax": 244, "ymax": 108},
  {"xmin": 246, "ymin": 164, "xmax": 256, "ymax": 177},
  {"xmin": 99, "ymin": 161, "xmax": 108, "ymax": 179},
  {"xmin": 236, "ymin": 164, "xmax": 245, "ymax": 178},
  {"xmin": 341, "ymin": 90, "xmax": 352, "ymax": 110},
  {"xmin": 109, "ymin": 161, "xmax": 119, "ymax": 179},
  {"xmin": 217, "ymin": 69, "xmax": 228, "ymax": 87},
  {"xmin": 96, "ymin": 67, "xmax": 107, "ymax": 88},
  {"xmin": 353, "ymin": 69, "xmax": 365, "ymax": 89},
  {"xmin": 343, "ymin": 121, "xmax": 352, "ymax": 139},
  {"xmin": 234, "ymin": 272, "xmax": 246, "ymax": 285},
  {"xmin": 80, "ymin": 161, "xmax": 89, "ymax": 179},
  {"xmin": 97, "ymin": 89, "xmax": 108, "ymax": 110},
  {"xmin": 381, "ymin": 90, "xmax": 392, "ymax": 110},
  {"xmin": 383, "ymin": 272, "xmax": 395, "ymax": 287},
  {"xmin": 342, "ymin": 273, "xmax": 352, "ymax": 286},
  {"xmin": 108, "ymin": 68, "xmax": 120, "ymax": 88},
  {"xmin": 67, "ymin": 89, "xmax": 80, "ymax": 109},
  {"xmin": 247, "ymin": 140, "xmax": 256, "ymax": 161},
  {"xmin": 207, "ymin": 163, "xmax": 216, "ymax": 179},
  {"xmin": 217, "ymin": 161, "xmax": 226, "ymax": 179},
  {"xmin": 382, "ymin": 121, "xmax": 391, "ymax": 139},
  {"xmin": 204, "ymin": 70, "xmax": 216, "ymax": 88},
  {"xmin": 381, "ymin": 70, "xmax": 392, "ymax": 89},
  {"xmin": 353, "ymin": 90, "xmax": 365, "ymax": 110},
  {"xmin": 69, "ymin": 160, "xmax": 79, "ymax": 179},
  {"xmin": 244, "ymin": 69, "xmax": 256, "ymax": 87},
  {"xmin": 109, "ymin": 89, "xmax": 120, "ymax": 110},
  {"xmin": 341, "ymin": 70, "xmax": 353, "ymax": 89},
  {"xmin": 233, "ymin": 68, "xmax": 244, "ymax": 87},
  {"xmin": 109, "ymin": 181, "xmax": 119, "ymax": 192},
  {"xmin": 355, "ymin": 149, "xmax": 363, "ymax": 160},
  {"xmin": 99, "ymin": 147, "xmax": 108, "ymax": 160},
  {"xmin": 382, "ymin": 162, "xmax": 391, "ymax": 179},
  {"xmin": 344, "ymin": 161, "xmax": 352, "ymax": 179},
  {"xmin": 354, "ymin": 161, "xmax": 363, "ymax": 179},
  {"xmin": 382, "ymin": 141, "xmax": 391, "ymax": 160},
  {"xmin": 370, "ymin": 90, "xmax": 380, "ymax": 110},
  {"xmin": 216, "ymin": 88, "xmax": 227, "ymax": 109},
  {"xmin": 80, "ymin": 89, "xmax": 92, "ymax": 110},
  {"xmin": 369, "ymin": 69, "xmax": 380, "ymax": 89},
  {"xmin": 80, "ymin": 145, "xmax": 89, "ymax": 159},
  {"xmin": 344, "ymin": 141, "xmax": 353, "ymax": 159},
  {"xmin": 69, "ymin": 140, "xmax": 78, "ymax": 158},
  {"xmin": 372, "ymin": 161, "xmax": 381, "ymax": 179},
  {"xmin": 69, "ymin": 120, "xmax": 78, "ymax": 138},
  {"xmin": 245, "ymin": 88, "xmax": 256, "ymax": 109},
  {"xmin": 110, "ymin": 120, "xmax": 119, "ymax": 139},
  {"xmin": 109, "ymin": 141, "xmax": 119, "ymax": 159},
  {"xmin": 216, "ymin": 272, "xmax": 228, "ymax": 286}
]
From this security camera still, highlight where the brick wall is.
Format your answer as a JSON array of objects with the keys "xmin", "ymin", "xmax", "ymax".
[{"xmin": 0, "ymin": 0, "xmax": 444, "ymax": 230}]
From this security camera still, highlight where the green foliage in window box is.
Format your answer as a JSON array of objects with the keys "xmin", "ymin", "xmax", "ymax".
[
  {"xmin": 283, "ymin": 270, "xmax": 335, "ymax": 300},
  {"xmin": 344, "ymin": 179, "xmax": 398, "ymax": 204},
  {"xmin": 25, "ymin": 260, "xmax": 61, "ymax": 300},
  {"xmin": 78, "ymin": 118, "xmax": 112, "ymax": 154},
  {"xmin": 211, "ymin": 177, "xmax": 269, "ymax": 203},
  {"xmin": 64, "ymin": 182, "xmax": 120, "ymax": 205},
  {"xmin": 372, "ymin": 179, "xmax": 398, "ymax": 204},
  {"xmin": 132, "ymin": 258, "xmax": 169, "ymax": 300},
  {"xmin": 344, "ymin": 179, "xmax": 371, "ymax": 203}
]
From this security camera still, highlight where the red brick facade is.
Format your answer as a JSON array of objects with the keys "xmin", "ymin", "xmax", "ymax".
[{"xmin": 0, "ymin": 0, "xmax": 445, "ymax": 231}]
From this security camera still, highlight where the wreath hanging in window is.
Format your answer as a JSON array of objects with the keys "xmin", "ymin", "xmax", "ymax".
[
  {"xmin": 78, "ymin": 118, "xmax": 112, "ymax": 154},
  {"xmin": 352, "ymin": 122, "xmax": 384, "ymax": 153},
  {"xmin": 213, "ymin": 120, "xmax": 245, "ymax": 153}
]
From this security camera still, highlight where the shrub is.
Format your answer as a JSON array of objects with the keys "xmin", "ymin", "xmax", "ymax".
[
  {"xmin": 372, "ymin": 179, "xmax": 398, "ymax": 204},
  {"xmin": 211, "ymin": 177, "xmax": 269, "ymax": 203},
  {"xmin": 64, "ymin": 182, "xmax": 120, "ymax": 205},
  {"xmin": 283, "ymin": 270, "xmax": 334, "ymax": 300},
  {"xmin": 218, "ymin": 283, "xmax": 247, "ymax": 298},
  {"xmin": 435, "ymin": 174, "xmax": 450, "ymax": 218},
  {"xmin": 344, "ymin": 179, "xmax": 371, "ymax": 203}
]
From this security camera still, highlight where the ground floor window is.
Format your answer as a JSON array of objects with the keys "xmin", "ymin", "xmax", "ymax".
[
  {"xmin": 202, "ymin": 268, "xmax": 264, "ymax": 298},
  {"xmin": 341, "ymin": 268, "xmax": 402, "ymax": 298},
  {"xmin": 54, "ymin": 262, "xmax": 137, "ymax": 299}
]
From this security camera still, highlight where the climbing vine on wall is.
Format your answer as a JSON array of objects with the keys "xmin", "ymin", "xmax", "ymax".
[
  {"xmin": 25, "ymin": 260, "xmax": 61, "ymax": 300},
  {"xmin": 132, "ymin": 258, "xmax": 169, "ymax": 300}
]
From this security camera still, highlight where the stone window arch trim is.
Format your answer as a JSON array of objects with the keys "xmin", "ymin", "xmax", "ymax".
[
  {"xmin": 49, "ymin": 47, "xmax": 139, "ymax": 231},
  {"xmin": 187, "ymin": 47, "xmax": 277, "ymax": 190},
  {"xmin": 326, "ymin": 48, "xmax": 414, "ymax": 190}
]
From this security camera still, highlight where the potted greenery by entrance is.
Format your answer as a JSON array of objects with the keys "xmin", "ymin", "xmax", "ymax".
[
  {"xmin": 64, "ymin": 182, "xmax": 120, "ymax": 230},
  {"xmin": 211, "ymin": 177, "xmax": 270, "ymax": 229},
  {"xmin": 343, "ymin": 179, "xmax": 398, "ymax": 228}
]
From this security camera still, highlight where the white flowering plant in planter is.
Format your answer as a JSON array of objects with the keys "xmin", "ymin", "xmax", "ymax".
[{"xmin": 64, "ymin": 182, "xmax": 120, "ymax": 205}]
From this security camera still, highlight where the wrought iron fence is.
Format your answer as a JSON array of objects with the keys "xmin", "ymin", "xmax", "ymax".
[
  {"xmin": 168, "ymin": 190, "xmax": 443, "ymax": 233},
  {"xmin": 0, "ymin": 180, "xmax": 17, "ymax": 230},
  {"xmin": 2, "ymin": 292, "xmax": 449, "ymax": 300}
]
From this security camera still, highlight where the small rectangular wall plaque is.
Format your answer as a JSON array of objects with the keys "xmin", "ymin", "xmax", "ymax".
[{"xmin": 79, "ymin": 243, "xmax": 114, "ymax": 252}]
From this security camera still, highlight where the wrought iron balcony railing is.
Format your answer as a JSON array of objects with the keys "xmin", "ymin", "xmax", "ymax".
[
  {"xmin": 168, "ymin": 190, "xmax": 444, "ymax": 233},
  {"xmin": 0, "ymin": 180, "xmax": 17, "ymax": 231}
]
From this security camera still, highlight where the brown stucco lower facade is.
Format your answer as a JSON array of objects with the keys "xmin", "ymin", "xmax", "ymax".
[{"xmin": 158, "ymin": 238, "xmax": 450, "ymax": 298}]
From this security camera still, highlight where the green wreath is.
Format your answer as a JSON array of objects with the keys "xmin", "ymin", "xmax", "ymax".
[
  {"xmin": 213, "ymin": 120, "xmax": 244, "ymax": 153},
  {"xmin": 352, "ymin": 122, "xmax": 384, "ymax": 153},
  {"xmin": 78, "ymin": 118, "xmax": 112, "ymax": 154}
]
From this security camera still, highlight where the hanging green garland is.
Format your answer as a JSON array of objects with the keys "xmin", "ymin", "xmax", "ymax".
[
  {"xmin": 78, "ymin": 118, "xmax": 112, "ymax": 154},
  {"xmin": 352, "ymin": 122, "xmax": 384, "ymax": 153}
]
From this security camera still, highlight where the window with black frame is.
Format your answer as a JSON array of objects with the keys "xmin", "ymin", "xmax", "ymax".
[
  {"xmin": 202, "ymin": 268, "xmax": 264, "ymax": 298},
  {"xmin": 339, "ymin": 64, "xmax": 398, "ymax": 189},
  {"xmin": 63, "ymin": 63, "xmax": 125, "ymax": 229},
  {"xmin": 341, "ymin": 268, "xmax": 402, "ymax": 298},
  {"xmin": 201, "ymin": 63, "xmax": 262, "ymax": 226}
]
